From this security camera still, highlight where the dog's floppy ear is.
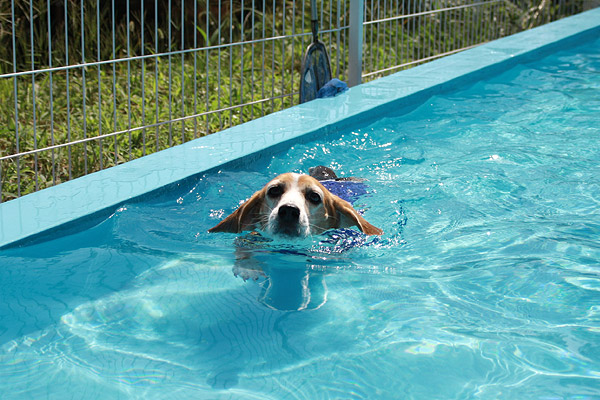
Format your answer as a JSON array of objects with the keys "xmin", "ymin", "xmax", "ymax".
[
  {"xmin": 328, "ymin": 196, "xmax": 383, "ymax": 235},
  {"xmin": 208, "ymin": 189, "xmax": 266, "ymax": 233}
]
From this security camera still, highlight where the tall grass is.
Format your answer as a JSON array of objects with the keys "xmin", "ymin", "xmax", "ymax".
[{"xmin": 0, "ymin": 0, "xmax": 584, "ymax": 202}]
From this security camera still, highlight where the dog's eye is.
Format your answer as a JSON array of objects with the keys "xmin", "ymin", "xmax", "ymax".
[
  {"xmin": 267, "ymin": 185, "xmax": 283, "ymax": 197},
  {"xmin": 307, "ymin": 191, "xmax": 322, "ymax": 205}
]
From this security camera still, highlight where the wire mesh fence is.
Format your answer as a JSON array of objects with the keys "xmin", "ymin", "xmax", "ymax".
[
  {"xmin": 361, "ymin": 0, "xmax": 584, "ymax": 80},
  {"xmin": 0, "ymin": 0, "xmax": 586, "ymax": 202}
]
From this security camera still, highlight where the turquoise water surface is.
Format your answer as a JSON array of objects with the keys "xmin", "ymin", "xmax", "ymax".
[{"xmin": 1, "ymin": 37, "xmax": 599, "ymax": 399}]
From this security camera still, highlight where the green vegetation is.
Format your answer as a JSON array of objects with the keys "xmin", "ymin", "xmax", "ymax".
[{"xmin": 0, "ymin": 0, "xmax": 583, "ymax": 201}]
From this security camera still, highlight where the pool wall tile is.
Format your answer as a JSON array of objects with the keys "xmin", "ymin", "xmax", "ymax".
[{"xmin": 1, "ymin": 7, "xmax": 599, "ymax": 248}]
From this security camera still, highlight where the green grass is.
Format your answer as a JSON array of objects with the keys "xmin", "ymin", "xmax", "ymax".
[
  {"xmin": 0, "ymin": 42, "xmax": 305, "ymax": 198},
  {"xmin": 0, "ymin": 0, "xmax": 583, "ymax": 202}
]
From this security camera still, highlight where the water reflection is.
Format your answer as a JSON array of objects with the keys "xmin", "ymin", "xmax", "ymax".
[
  {"xmin": 232, "ymin": 234, "xmax": 329, "ymax": 311},
  {"xmin": 231, "ymin": 229, "xmax": 378, "ymax": 311}
]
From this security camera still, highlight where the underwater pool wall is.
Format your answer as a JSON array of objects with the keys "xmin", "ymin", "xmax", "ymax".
[{"xmin": 1, "ymin": 8, "xmax": 599, "ymax": 248}]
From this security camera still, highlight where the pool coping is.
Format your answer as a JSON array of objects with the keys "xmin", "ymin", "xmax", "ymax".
[{"xmin": 2, "ymin": 8, "xmax": 599, "ymax": 249}]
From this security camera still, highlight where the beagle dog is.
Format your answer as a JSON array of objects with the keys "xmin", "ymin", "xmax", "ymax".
[{"xmin": 209, "ymin": 173, "xmax": 383, "ymax": 237}]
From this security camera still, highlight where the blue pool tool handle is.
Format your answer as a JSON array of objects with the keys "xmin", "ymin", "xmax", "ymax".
[{"xmin": 311, "ymin": 0, "xmax": 319, "ymax": 43}]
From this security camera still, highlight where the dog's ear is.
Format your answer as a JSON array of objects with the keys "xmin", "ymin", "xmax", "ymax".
[
  {"xmin": 328, "ymin": 196, "xmax": 383, "ymax": 235},
  {"xmin": 208, "ymin": 189, "xmax": 266, "ymax": 233}
]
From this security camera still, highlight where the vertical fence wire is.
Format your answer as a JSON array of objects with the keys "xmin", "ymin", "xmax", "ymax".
[
  {"xmin": 11, "ymin": 0, "xmax": 20, "ymax": 197},
  {"xmin": 167, "ymin": 0, "xmax": 173, "ymax": 147},
  {"xmin": 241, "ymin": 0, "xmax": 246, "ymax": 122},
  {"xmin": 205, "ymin": 0, "xmax": 211, "ymax": 135},
  {"xmin": 142, "ymin": 0, "xmax": 147, "ymax": 152},
  {"xmin": 217, "ymin": 1, "xmax": 222, "ymax": 129},
  {"xmin": 270, "ymin": 0, "xmax": 275, "ymax": 112},
  {"xmin": 181, "ymin": 0, "xmax": 185, "ymax": 143},
  {"xmin": 31, "ymin": 0, "xmax": 40, "ymax": 190},
  {"xmin": 192, "ymin": 1, "xmax": 198, "ymax": 139},
  {"xmin": 290, "ymin": 0, "xmax": 296, "ymax": 105},
  {"xmin": 342, "ymin": 0, "xmax": 347, "ymax": 77},
  {"xmin": 155, "ymin": 0, "xmax": 160, "ymax": 151},
  {"xmin": 409, "ymin": 0, "xmax": 414, "ymax": 65},
  {"xmin": 127, "ymin": 0, "xmax": 133, "ymax": 161},
  {"xmin": 48, "ymin": 0, "xmax": 57, "ymax": 186},
  {"xmin": 111, "ymin": 0, "xmax": 117, "ymax": 165},
  {"xmin": 97, "ymin": 0, "xmax": 103, "ymax": 170},
  {"xmin": 280, "ymin": 0, "xmax": 286, "ymax": 110},
  {"xmin": 227, "ymin": 0, "xmax": 232, "ymax": 128},
  {"xmin": 193, "ymin": 0, "xmax": 198, "ymax": 139},
  {"xmin": 65, "ymin": 0, "xmax": 72, "ymax": 179},
  {"xmin": 261, "ymin": 0, "xmax": 267, "ymax": 117},
  {"xmin": 251, "ymin": 0, "xmax": 256, "ymax": 119},
  {"xmin": 80, "ymin": 0, "xmax": 88, "ymax": 173}
]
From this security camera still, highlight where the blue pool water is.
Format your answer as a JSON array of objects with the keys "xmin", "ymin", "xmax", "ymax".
[{"xmin": 1, "ymin": 35, "xmax": 600, "ymax": 399}]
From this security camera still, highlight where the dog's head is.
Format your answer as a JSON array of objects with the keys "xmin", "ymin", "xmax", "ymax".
[{"xmin": 208, "ymin": 173, "xmax": 383, "ymax": 237}]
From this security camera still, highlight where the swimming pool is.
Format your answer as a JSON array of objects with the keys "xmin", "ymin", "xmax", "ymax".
[{"xmin": 1, "ymin": 10, "xmax": 600, "ymax": 400}]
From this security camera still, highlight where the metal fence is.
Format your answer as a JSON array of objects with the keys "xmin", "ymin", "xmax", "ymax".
[{"xmin": 0, "ymin": 0, "xmax": 586, "ymax": 202}]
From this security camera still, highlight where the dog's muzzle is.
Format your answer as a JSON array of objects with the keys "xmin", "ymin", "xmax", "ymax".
[{"xmin": 274, "ymin": 204, "xmax": 304, "ymax": 236}]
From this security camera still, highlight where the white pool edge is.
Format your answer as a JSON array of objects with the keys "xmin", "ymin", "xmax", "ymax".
[{"xmin": 1, "ymin": 8, "xmax": 599, "ymax": 248}]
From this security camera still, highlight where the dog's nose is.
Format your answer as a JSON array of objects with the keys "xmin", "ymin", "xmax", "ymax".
[{"xmin": 278, "ymin": 205, "xmax": 300, "ymax": 223}]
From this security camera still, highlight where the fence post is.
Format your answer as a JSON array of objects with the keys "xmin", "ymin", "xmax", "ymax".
[{"xmin": 348, "ymin": 0, "xmax": 364, "ymax": 87}]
